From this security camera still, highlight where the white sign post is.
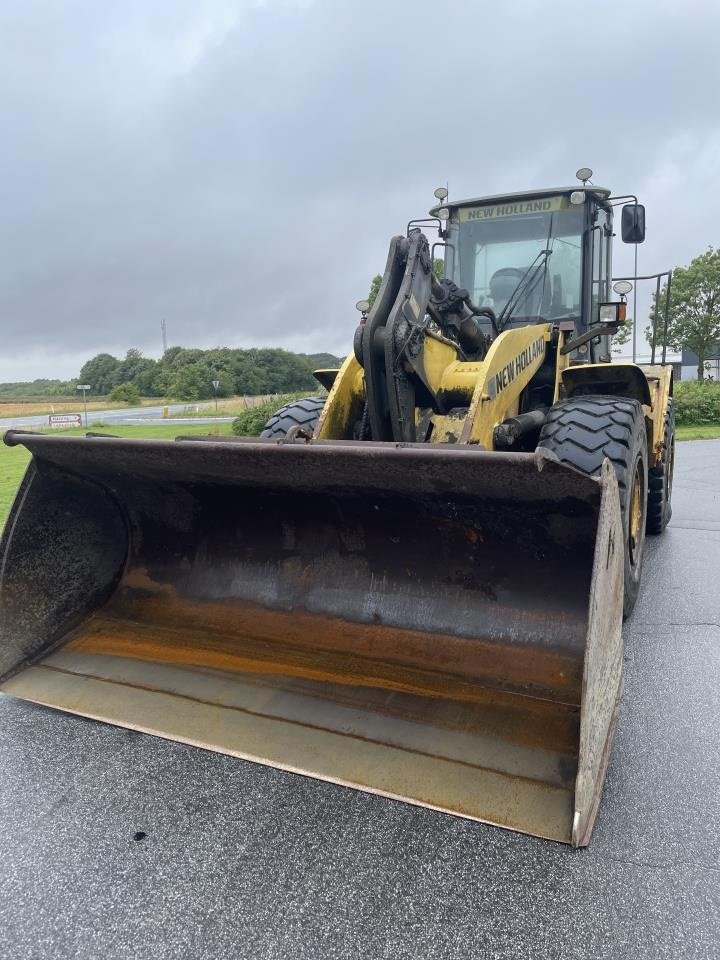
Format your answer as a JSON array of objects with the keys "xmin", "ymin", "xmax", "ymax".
[
  {"xmin": 212, "ymin": 379, "xmax": 220, "ymax": 413},
  {"xmin": 76, "ymin": 384, "xmax": 91, "ymax": 427}
]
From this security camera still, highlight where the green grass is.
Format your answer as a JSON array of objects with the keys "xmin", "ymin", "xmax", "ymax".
[
  {"xmin": 676, "ymin": 424, "xmax": 720, "ymax": 441},
  {"xmin": 0, "ymin": 443, "xmax": 29, "ymax": 533},
  {"xmin": 80, "ymin": 423, "xmax": 235, "ymax": 439},
  {"xmin": 0, "ymin": 422, "xmax": 234, "ymax": 533}
]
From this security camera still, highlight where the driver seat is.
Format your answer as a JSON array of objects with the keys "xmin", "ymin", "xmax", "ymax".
[{"xmin": 489, "ymin": 267, "xmax": 552, "ymax": 324}]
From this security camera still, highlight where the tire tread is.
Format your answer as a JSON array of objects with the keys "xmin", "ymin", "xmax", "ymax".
[
  {"xmin": 538, "ymin": 395, "xmax": 643, "ymax": 513},
  {"xmin": 537, "ymin": 393, "xmax": 648, "ymax": 619},
  {"xmin": 646, "ymin": 399, "xmax": 674, "ymax": 534},
  {"xmin": 260, "ymin": 396, "xmax": 326, "ymax": 439}
]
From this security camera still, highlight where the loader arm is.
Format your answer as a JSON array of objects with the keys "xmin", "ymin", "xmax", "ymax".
[
  {"xmin": 353, "ymin": 229, "xmax": 436, "ymax": 442},
  {"xmin": 320, "ymin": 230, "xmax": 555, "ymax": 448}
]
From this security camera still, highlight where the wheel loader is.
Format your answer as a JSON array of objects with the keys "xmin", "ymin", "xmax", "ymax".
[{"xmin": 0, "ymin": 178, "xmax": 674, "ymax": 846}]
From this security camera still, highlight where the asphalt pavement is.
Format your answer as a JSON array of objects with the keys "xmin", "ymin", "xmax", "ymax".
[
  {"xmin": 0, "ymin": 441, "xmax": 718, "ymax": 959},
  {"xmin": 0, "ymin": 402, "xmax": 233, "ymax": 429}
]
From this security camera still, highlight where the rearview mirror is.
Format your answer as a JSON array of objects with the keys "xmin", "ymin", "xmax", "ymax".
[{"xmin": 621, "ymin": 203, "xmax": 646, "ymax": 243}]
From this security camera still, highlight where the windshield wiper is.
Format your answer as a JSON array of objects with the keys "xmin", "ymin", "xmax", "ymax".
[
  {"xmin": 497, "ymin": 212, "xmax": 556, "ymax": 332},
  {"xmin": 496, "ymin": 248, "xmax": 553, "ymax": 331}
]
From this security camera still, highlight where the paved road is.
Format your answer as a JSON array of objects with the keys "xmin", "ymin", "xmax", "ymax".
[
  {"xmin": 0, "ymin": 441, "xmax": 718, "ymax": 959},
  {"xmin": 0, "ymin": 402, "xmax": 231, "ymax": 429}
]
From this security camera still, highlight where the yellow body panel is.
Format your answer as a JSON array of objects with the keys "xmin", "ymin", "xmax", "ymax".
[
  {"xmin": 639, "ymin": 364, "xmax": 673, "ymax": 466},
  {"xmin": 318, "ymin": 326, "xmax": 552, "ymax": 447},
  {"xmin": 315, "ymin": 353, "xmax": 364, "ymax": 440},
  {"xmin": 427, "ymin": 409, "xmax": 469, "ymax": 443},
  {"xmin": 315, "ymin": 326, "xmax": 669, "ymax": 461},
  {"xmin": 439, "ymin": 359, "xmax": 486, "ymax": 400},
  {"xmin": 459, "ymin": 324, "xmax": 552, "ymax": 447},
  {"xmin": 417, "ymin": 337, "xmax": 467, "ymax": 395}
]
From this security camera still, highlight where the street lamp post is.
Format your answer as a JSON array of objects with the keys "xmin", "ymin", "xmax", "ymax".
[
  {"xmin": 212, "ymin": 379, "xmax": 220, "ymax": 413},
  {"xmin": 77, "ymin": 384, "xmax": 91, "ymax": 427}
]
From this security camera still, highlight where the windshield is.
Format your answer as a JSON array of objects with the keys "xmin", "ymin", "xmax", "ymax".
[{"xmin": 446, "ymin": 196, "xmax": 584, "ymax": 327}]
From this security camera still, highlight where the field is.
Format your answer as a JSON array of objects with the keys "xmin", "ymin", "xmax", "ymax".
[
  {"xmin": 0, "ymin": 394, "xmax": 279, "ymax": 423},
  {"xmin": 166, "ymin": 395, "xmax": 280, "ymax": 417},
  {"xmin": 0, "ymin": 423, "xmax": 234, "ymax": 532},
  {"xmin": 0, "ymin": 399, "xmax": 144, "ymax": 418}
]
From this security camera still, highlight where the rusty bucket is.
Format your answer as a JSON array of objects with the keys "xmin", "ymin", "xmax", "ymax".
[{"xmin": 0, "ymin": 432, "xmax": 623, "ymax": 845}]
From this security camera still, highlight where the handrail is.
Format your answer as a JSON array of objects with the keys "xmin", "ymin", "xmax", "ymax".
[{"xmin": 612, "ymin": 270, "xmax": 673, "ymax": 364}]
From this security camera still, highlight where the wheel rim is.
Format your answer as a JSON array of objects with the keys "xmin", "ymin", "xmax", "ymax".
[{"xmin": 628, "ymin": 457, "xmax": 646, "ymax": 567}]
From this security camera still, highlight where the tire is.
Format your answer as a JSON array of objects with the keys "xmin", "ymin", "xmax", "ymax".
[
  {"xmin": 260, "ymin": 396, "xmax": 326, "ymax": 439},
  {"xmin": 537, "ymin": 395, "xmax": 648, "ymax": 619},
  {"xmin": 646, "ymin": 399, "xmax": 674, "ymax": 534}
]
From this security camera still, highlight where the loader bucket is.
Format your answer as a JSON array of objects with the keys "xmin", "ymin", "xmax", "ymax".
[{"xmin": 0, "ymin": 432, "xmax": 624, "ymax": 846}]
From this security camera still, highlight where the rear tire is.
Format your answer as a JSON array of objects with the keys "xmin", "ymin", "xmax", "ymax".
[
  {"xmin": 260, "ymin": 396, "xmax": 326, "ymax": 439},
  {"xmin": 646, "ymin": 399, "xmax": 674, "ymax": 534},
  {"xmin": 537, "ymin": 395, "xmax": 648, "ymax": 619}
]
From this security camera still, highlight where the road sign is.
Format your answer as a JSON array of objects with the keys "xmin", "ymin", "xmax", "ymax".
[
  {"xmin": 49, "ymin": 414, "xmax": 82, "ymax": 427},
  {"xmin": 212, "ymin": 380, "xmax": 220, "ymax": 389},
  {"xmin": 76, "ymin": 384, "xmax": 91, "ymax": 426}
]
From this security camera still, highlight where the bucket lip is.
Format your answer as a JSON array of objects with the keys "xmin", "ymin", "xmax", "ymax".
[
  {"xmin": 3, "ymin": 431, "xmax": 605, "ymax": 501},
  {"xmin": 6, "ymin": 429, "xmax": 573, "ymax": 468}
]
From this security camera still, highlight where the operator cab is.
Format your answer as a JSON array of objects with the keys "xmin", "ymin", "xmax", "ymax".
[{"xmin": 430, "ymin": 186, "xmax": 615, "ymax": 363}]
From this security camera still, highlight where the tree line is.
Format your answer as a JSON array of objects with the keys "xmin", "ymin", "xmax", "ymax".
[
  {"xmin": 0, "ymin": 347, "xmax": 343, "ymax": 402},
  {"xmin": 80, "ymin": 347, "xmax": 343, "ymax": 402}
]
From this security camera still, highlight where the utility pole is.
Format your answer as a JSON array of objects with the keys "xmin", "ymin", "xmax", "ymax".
[{"xmin": 161, "ymin": 318, "xmax": 167, "ymax": 356}]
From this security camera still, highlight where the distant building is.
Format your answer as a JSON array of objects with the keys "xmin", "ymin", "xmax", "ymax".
[
  {"xmin": 681, "ymin": 345, "xmax": 720, "ymax": 381},
  {"xmin": 615, "ymin": 348, "xmax": 682, "ymax": 380}
]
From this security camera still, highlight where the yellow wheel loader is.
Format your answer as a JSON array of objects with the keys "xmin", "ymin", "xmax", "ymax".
[{"xmin": 0, "ymin": 180, "xmax": 674, "ymax": 846}]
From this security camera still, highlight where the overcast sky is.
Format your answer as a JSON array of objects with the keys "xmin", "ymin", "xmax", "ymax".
[{"xmin": 1, "ymin": 0, "xmax": 719, "ymax": 381}]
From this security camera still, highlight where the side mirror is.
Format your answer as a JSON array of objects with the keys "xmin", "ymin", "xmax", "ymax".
[{"xmin": 621, "ymin": 203, "xmax": 646, "ymax": 243}]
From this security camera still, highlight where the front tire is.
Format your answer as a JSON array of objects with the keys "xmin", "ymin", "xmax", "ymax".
[
  {"xmin": 260, "ymin": 396, "xmax": 326, "ymax": 439},
  {"xmin": 537, "ymin": 395, "xmax": 648, "ymax": 619}
]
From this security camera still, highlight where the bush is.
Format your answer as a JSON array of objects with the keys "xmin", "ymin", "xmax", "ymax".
[
  {"xmin": 673, "ymin": 380, "xmax": 720, "ymax": 424},
  {"xmin": 110, "ymin": 382, "xmax": 141, "ymax": 405},
  {"xmin": 231, "ymin": 393, "xmax": 306, "ymax": 436}
]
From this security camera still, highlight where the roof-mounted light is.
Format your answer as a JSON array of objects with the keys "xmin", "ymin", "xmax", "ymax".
[
  {"xmin": 436, "ymin": 207, "xmax": 450, "ymax": 221},
  {"xmin": 575, "ymin": 167, "xmax": 593, "ymax": 184},
  {"xmin": 570, "ymin": 191, "xmax": 586, "ymax": 205},
  {"xmin": 433, "ymin": 186, "xmax": 448, "ymax": 201}
]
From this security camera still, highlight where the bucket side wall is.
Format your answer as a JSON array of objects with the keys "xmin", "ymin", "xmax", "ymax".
[
  {"xmin": 0, "ymin": 458, "xmax": 128, "ymax": 680},
  {"xmin": 573, "ymin": 461, "xmax": 625, "ymax": 846}
]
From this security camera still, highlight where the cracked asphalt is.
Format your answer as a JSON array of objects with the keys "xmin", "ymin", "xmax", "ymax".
[{"xmin": 1, "ymin": 441, "xmax": 718, "ymax": 959}]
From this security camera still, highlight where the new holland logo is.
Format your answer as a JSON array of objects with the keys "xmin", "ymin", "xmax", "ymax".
[
  {"xmin": 488, "ymin": 337, "xmax": 545, "ymax": 399},
  {"xmin": 458, "ymin": 196, "xmax": 566, "ymax": 223}
]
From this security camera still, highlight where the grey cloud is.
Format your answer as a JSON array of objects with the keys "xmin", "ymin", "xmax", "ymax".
[{"xmin": 1, "ymin": 0, "xmax": 719, "ymax": 379}]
